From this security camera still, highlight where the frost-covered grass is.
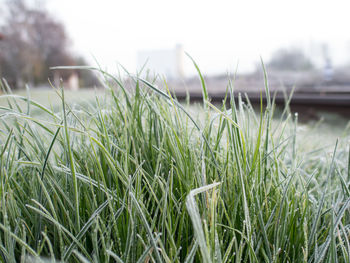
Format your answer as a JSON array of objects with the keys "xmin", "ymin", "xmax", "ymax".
[{"xmin": 0, "ymin": 66, "xmax": 350, "ymax": 263}]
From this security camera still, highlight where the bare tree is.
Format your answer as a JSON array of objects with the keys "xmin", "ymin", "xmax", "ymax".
[{"xmin": 0, "ymin": 0, "xmax": 75, "ymax": 88}]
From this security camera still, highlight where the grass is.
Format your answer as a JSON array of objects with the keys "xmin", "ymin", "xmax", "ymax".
[
  {"xmin": 0, "ymin": 66, "xmax": 349, "ymax": 263},
  {"xmin": 0, "ymin": 87, "xmax": 105, "ymax": 110}
]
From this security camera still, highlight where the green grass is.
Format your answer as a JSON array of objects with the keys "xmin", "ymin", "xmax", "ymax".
[{"xmin": 0, "ymin": 67, "xmax": 349, "ymax": 263}]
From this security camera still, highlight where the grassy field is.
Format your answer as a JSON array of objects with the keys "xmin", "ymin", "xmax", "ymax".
[
  {"xmin": 0, "ymin": 68, "xmax": 350, "ymax": 263},
  {"xmin": 0, "ymin": 88, "xmax": 105, "ymax": 109}
]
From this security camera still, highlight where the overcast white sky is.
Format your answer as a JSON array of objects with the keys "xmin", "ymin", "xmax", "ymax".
[{"xmin": 46, "ymin": 0, "xmax": 350, "ymax": 76}]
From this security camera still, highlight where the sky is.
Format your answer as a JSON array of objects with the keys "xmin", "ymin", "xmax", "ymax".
[{"xmin": 44, "ymin": 0, "xmax": 350, "ymax": 76}]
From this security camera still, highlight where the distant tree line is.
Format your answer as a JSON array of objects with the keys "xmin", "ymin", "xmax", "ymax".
[
  {"xmin": 267, "ymin": 48, "xmax": 314, "ymax": 71},
  {"xmin": 0, "ymin": 0, "xmax": 98, "ymax": 89}
]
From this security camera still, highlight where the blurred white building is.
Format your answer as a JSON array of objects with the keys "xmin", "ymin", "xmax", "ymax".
[{"xmin": 137, "ymin": 44, "xmax": 185, "ymax": 80}]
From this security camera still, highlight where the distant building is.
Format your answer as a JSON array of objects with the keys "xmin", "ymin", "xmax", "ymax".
[
  {"xmin": 323, "ymin": 58, "xmax": 333, "ymax": 82},
  {"xmin": 53, "ymin": 70, "xmax": 80, "ymax": 90},
  {"xmin": 137, "ymin": 44, "xmax": 184, "ymax": 80}
]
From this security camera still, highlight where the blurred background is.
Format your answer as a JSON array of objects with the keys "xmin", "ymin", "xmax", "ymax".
[{"xmin": 0, "ymin": 0, "xmax": 350, "ymax": 120}]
